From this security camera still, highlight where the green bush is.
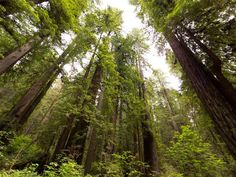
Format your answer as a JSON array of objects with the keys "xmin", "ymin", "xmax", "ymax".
[
  {"xmin": 44, "ymin": 160, "xmax": 85, "ymax": 177},
  {"xmin": 167, "ymin": 126, "xmax": 226, "ymax": 177},
  {"xmin": 160, "ymin": 163, "xmax": 183, "ymax": 177},
  {"xmin": 0, "ymin": 131, "xmax": 15, "ymax": 162},
  {"xmin": 0, "ymin": 159, "xmax": 86, "ymax": 177},
  {"xmin": 0, "ymin": 164, "xmax": 39, "ymax": 177},
  {"xmin": 92, "ymin": 151, "xmax": 147, "ymax": 177},
  {"xmin": 3, "ymin": 135, "xmax": 42, "ymax": 167}
]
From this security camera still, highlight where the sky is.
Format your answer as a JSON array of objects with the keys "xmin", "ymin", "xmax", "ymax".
[{"xmin": 100, "ymin": 0, "xmax": 181, "ymax": 90}]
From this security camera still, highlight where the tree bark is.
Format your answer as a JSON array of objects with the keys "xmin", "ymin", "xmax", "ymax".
[
  {"xmin": 181, "ymin": 24, "xmax": 236, "ymax": 108},
  {"xmin": 0, "ymin": 36, "xmax": 42, "ymax": 75},
  {"xmin": 166, "ymin": 32, "xmax": 236, "ymax": 159},
  {"xmin": 84, "ymin": 91, "xmax": 104, "ymax": 175},
  {"xmin": 9, "ymin": 65, "xmax": 59, "ymax": 129},
  {"xmin": 60, "ymin": 62, "xmax": 103, "ymax": 165},
  {"xmin": 52, "ymin": 116, "xmax": 75, "ymax": 160},
  {"xmin": 156, "ymin": 74, "xmax": 180, "ymax": 131},
  {"xmin": 142, "ymin": 113, "xmax": 160, "ymax": 176},
  {"xmin": 51, "ymin": 61, "xmax": 94, "ymax": 162},
  {"xmin": 51, "ymin": 53, "xmax": 98, "ymax": 163},
  {"xmin": 138, "ymin": 59, "xmax": 160, "ymax": 176},
  {"xmin": 52, "ymin": 33, "xmax": 105, "ymax": 162},
  {"xmin": 6, "ymin": 41, "xmax": 73, "ymax": 130}
]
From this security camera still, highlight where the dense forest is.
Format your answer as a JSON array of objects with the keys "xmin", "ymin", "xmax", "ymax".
[{"xmin": 0, "ymin": 0, "xmax": 235, "ymax": 176}]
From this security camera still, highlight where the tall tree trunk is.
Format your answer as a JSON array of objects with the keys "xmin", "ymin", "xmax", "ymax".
[
  {"xmin": 51, "ymin": 60, "xmax": 94, "ymax": 162},
  {"xmin": 62, "ymin": 62, "xmax": 103, "ymax": 165},
  {"xmin": 181, "ymin": 24, "xmax": 236, "ymax": 108},
  {"xmin": 52, "ymin": 116, "xmax": 75, "ymax": 160},
  {"xmin": 51, "ymin": 33, "xmax": 110, "ymax": 166},
  {"xmin": 138, "ymin": 59, "xmax": 160, "ymax": 176},
  {"xmin": 166, "ymin": 32, "xmax": 236, "ymax": 159},
  {"xmin": 6, "ymin": 42, "xmax": 73, "ymax": 130},
  {"xmin": 52, "ymin": 33, "xmax": 105, "ymax": 162},
  {"xmin": 0, "ymin": 35, "xmax": 42, "ymax": 75},
  {"xmin": 84, "ymin": 90, "xmax": 104, "ymax": 175},
  {"xmin": 9, "ymin": 65, "xmax": 59, "ymax": 129},
  {"xmin": 156, "ymin": 74, "xmax": 179, "ymax": 131},
  {"xmin": 51, "ymin": 52, "xmax": 98, "ymax": 162},
  {"xmin": 142, "ymin": 113, "xmax": 160, "ymax": 176}
]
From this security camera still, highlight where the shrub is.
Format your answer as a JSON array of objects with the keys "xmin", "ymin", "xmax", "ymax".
[{"xmin": 167, "ymin": 126, "xmax": 226, "ymax": 177}]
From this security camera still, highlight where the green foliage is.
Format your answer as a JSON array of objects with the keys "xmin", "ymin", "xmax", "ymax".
[
  {"xmin": 92, "ymin": 151, "xmax": 147, "ymax": 177},
  {"xmin": 0, "ymin": 164, "xmax": 39, "ymax": 177},
  {"xmin": 85, "ymin": 7, "xmax": 122, "ymax": 34},
  {"xmin": 49, "ymin": 0, "xmax": 88, "ymax": 32},
  {"xmin": 0, "ymin": 135, "xmax": 42, "ymax": 168},
  {"xmin": 3, "ymin": 0, "xmax": 39, "ymax": 21},
  {"xmin": 44, "ymin": 159, "xmax": 85, "ymax": 177},
  {"xmin": 167, "ymin": 126, "xmax": 226, "ymax": 176},
  {"xmin": 160, "ymin": 163, "xmax": 183, "ymax": 177},
  {"xmin": 0, "ymin": 159, "xmax": 88, "ymax": 177},
  {"xmin": 0, "ymin": 28, "xmax": 17, "ymax": 59},
  {"xmin": 0, "ymin": 131, "xmax": 15, "ymax": 162}
]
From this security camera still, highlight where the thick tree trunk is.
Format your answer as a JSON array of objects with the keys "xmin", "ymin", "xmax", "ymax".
[
  {"xmin": 83, "ymin": 127, "xmax": 97, "ymax": 174},
  {"xmin": 9, "ymin": 65, "xmax": 59, "ymax": 129},
  {"xmin": 166, "ymin": 32, "xmax": 236, "ymax": 159},
  {"xmin": 51, "ymin": 57, "xmax": 96, "ymax": 163},
  {"xmin": 142, "ymin": 114, "xmax": 160, "ymax": 176},
  {"xmin": 52, "ymin": 116, "xmax": 75, "ymax": 160},
  {"xmin": 181, "ymin": 25, "xmax": 236, "ymax": 108},
  {"xmin": 51, "ymin": 33, "xmax": 105, "ymax": 163},
  {"xmin": 0, "ymin": 36, "xmax": 42, "ymax": 75},
  {"xmin": 84, "ymin": 91, "xmax": 104, "ymax": 175},
  {"xmin": 63, "ymin": 62, "xmax": 103, "ymax": 165},
  {"xmin": 138, "ymin": 60, "xmax": 160, "ymax": 176},
  {"xmin": 7, "ymin": 42, "xmax": 72, "ymax": 130}
]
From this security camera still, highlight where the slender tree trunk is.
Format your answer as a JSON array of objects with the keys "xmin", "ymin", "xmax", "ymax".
[
  {"xmin": 51, "ymin": 56, "xmax": 96, "ymax": 162},
  {"xmin": 166, "ymin": 32, "xmax": 236, "ymax": 159},
  {"xmin": 0, "ymin": 36, "xmax": 42, "ymax": 75},
  {"xmin": 156, "ymin": 74, "xmax": 179, "ymax": 131},
  {"xmin": 137, "ymin": 124, "xmax": 143, "ymax": 162},
  {"xmin": 84, "ymin": 91, "xmax": 104, "ymax": 175},
  {"xmin": 181, "ymin": 24, "xmax": 236, "ymax": 107}
]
